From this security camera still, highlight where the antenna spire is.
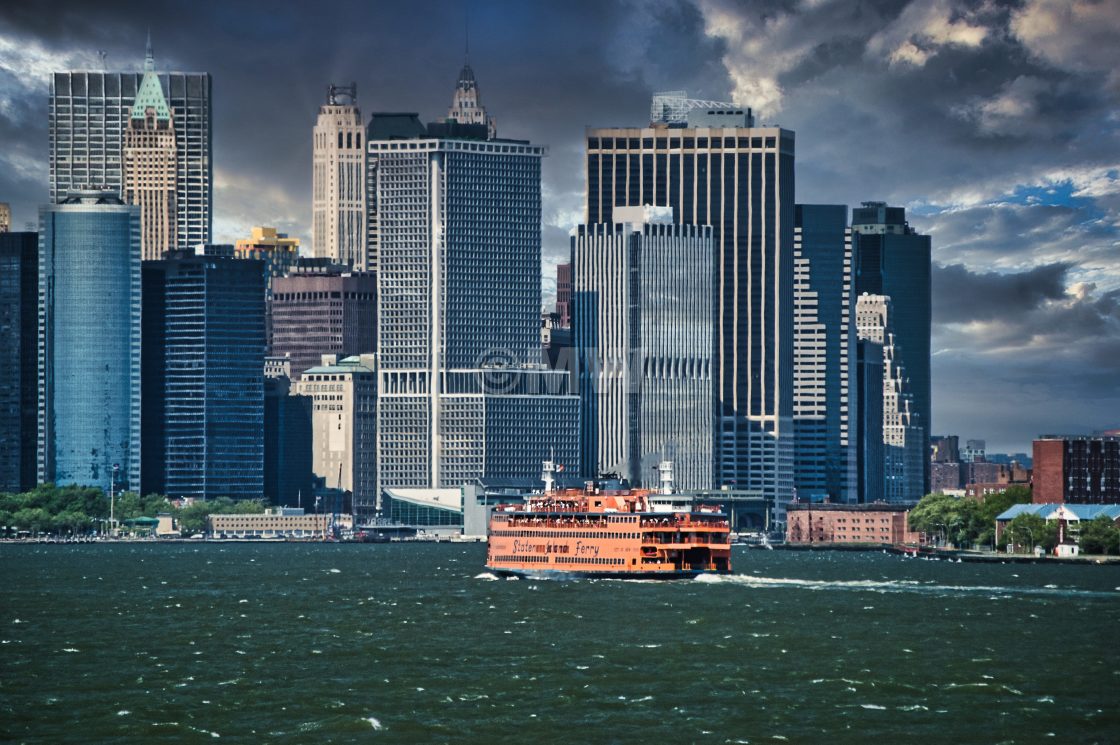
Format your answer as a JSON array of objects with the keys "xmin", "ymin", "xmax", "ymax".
[
  {"xmin": 144, "ymin": 28, "xmax": 154, "ymax": 71},
  {"xmin": 464, "ymin": 2, "xmax": 470, "ymax": 62}
]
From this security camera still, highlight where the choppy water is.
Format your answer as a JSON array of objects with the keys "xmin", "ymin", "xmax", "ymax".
[{"xmin": 2, "ymin": 544, "xmax": 1118, "ymax": 743}]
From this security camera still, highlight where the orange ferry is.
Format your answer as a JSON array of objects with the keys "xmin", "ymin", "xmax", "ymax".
[{"xmin": 486, "ymin": 465, "xmax": 731, "ymax": 579}]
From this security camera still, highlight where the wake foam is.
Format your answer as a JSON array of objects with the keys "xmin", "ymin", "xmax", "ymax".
[{"xmin": 693, "ymin": 573, "xmax": 1115, "ymax": 598}]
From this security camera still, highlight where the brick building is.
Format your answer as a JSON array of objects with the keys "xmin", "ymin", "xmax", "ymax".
[
  {"xmin": 786, "ymin": 502, "xmax": 922, "ymax": 546},
  {"xmin": 1033, "ymin": 435, "xmax": 1120, "ymax": 504}
]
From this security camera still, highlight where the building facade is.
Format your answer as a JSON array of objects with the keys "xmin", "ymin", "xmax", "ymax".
[
  {"xmin": 856, "ymin": 294, "xmax": 924, "ymax": 503},
  {"xmin": 786, "ymin": 502, "xmax": 921, "ymax": 545},
  {"xmin": 444, "ymin": 61, "xmax": 496, "ymax": 138},
  {"xmin": 792, "ymin": 204, "xmax": 856, "ymax": 503},
  {"xmin": 292, "ymin": 354, "xmax": 378, "ymax": 522},
  {"xmin": 269, "ymin": 272, "xmax": 376, "ymax": 380},
  {"xmin": 141, "ymin": 249, "xmax": 265, "ymax": 500},
  {"xmin": 585, "ymin": 108, "xmax": 795, "ymax": 521},
  {"xmin": 49, "ymin": 43, "xmax": 211, "ymax": 247},
  {"xmin": 852, "ymin": 202, "xmax": 931, "ymax": 493},
  {"xmin": 234, "ymin": 226, "xmax": 300, "ymax": 296},
  {"xmin": 312, "ymin": 84, "xmax": 366, "ymax": 269},
  {"xmin": 263, "ymin": 375, "xmax": 313, "ymax": 510},
  {"xmin": 39, "ymin": 191, "xmax": 141, "ymax": 491},
  {"xmin": 0, "ymin": 232, "xmax": 38, "ymax": 491},
  {"xmin": 370, "ymin": 121, "xmax": 579, "ymax": 491},
  {"xmin": 856, "ymin": 339, "xmax": 884, "ymax": 503},
  {"xmin": 122, "ymin": 39, "xmax": 177, "ymax": 260},
  {"xmin": 572, "ymin": 206, "xmax": 716, "ymax": 490},
  {"xmin": 1033, "ymin": 435, "xmax": 1120, "ymax": 504},
  {"xmin": 555, "ymin": 262, "xmax": 572, "ymax": 328},
  {"xmin": 0, "ymin": 203, "xmax": 10, "ymax": 233}
]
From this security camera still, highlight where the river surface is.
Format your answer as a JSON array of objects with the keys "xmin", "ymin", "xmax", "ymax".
[{"xmin": 2, "ymin": 543, "xmax": 1118, "ymax": 743}]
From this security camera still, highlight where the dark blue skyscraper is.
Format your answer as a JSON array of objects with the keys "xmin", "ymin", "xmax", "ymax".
[
  {"xmin": 39, "ymin": 191, "xmax": 142, "ymax": 491},
  {"xmin": 793, "ymin": 205, "xmax": 856, "ymax": 502},
  {"xmin": 853, "ymin": 202, "xmax": 932, "ymax": 494},
  {"xmin": 141, "ymin": 248, "xmax": 265, "ymax": 499},
  {"xmin": 0, "ymin": 232, "xmax": 39, "ymax": 492}
]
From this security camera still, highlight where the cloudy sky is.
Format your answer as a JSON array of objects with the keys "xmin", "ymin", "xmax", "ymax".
[{"xmin": 1, "ymin": 0, "xmax": 1118, "ymax": 452}]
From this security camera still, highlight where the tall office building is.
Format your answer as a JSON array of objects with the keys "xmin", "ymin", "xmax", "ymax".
[
  {"xmin": 443, "ymin": 61, "xmax": 496, "ymax": 139},
  {"xmin": 962, "ymin": 439, "xmax": 986, "ymax": 463},
  {"xmin": 572, "ymin": 206, "xmax": 716, "ymax": 490},
  {"xmin": 122, "ymin": 37, "xmax": 177, "ymax": 260},
  {"xmin": 234, "ymin": 225, "xmax": 300, "ymax": 297},
  {"xmin": 856, "ymin": 294, "xmax": 924, "ymax": 503},
  {"xmin": 853, "ymin": 202, "xmax": 931, "ymax": 493},
  {"xmin": 263, "ymin": 375, "xmax": 313, "ymax": 510},
  {"xmin": 0, "ymin": 232, "xmax": 38, "ymax": 491},
  {"xmin": 555, "ymin": 262, "xmax": 572, "ymax": 328},
  {"xmin": 370, "ymin": 115, "xmax": 579, "ymax": 490},
  {"xmin": 269, "ymin": 272, "xmax": 376, "ymax": 380},
  {"xmin": 855, "ymin": 339, "xmax": 884, "ymax": 503},
  {"xmin": 50, "ymin": 40, "xmax": 211, "ymax": 247},
  {"xmin": 0, "ymin": 203, "xmax": 10, "ymax": 233},
  {"xmin": 38, "ymin": 191, "xmax": 141, "ymax": 492},
  {"xmin": 141, "ymin": 248, "xmax": 265, "ymax": 500},
  {"xmin": 792, "ymin": 205, "xmax": 856, "ymax": 503},
  {"xmin": 312, "ymin": 84, "xmax": 366, "ymax": 269},
  {"xmin": 293, "ymin": 354, "xmax": 378, "ymax": 521},
  {"xmin": 586, "ymin": 105, "xmax": 795, "ymax": 521}
]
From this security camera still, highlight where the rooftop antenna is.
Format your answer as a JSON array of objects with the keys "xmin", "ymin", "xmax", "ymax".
[
  {"xmin": 144, "ymin": 28, "xmax": 154, "ymax": 71},
  {"xmin": 464, "ymin": 1, "xmax": 471, "ymax": 62}
]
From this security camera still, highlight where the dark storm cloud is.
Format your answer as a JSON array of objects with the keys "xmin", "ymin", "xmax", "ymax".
[{"xmin": 2, "ymin": 0, "xmax": 1118, "ymax": 450}]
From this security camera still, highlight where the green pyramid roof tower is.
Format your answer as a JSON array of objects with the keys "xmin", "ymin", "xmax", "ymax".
[{"xmin": 131, "ymin": 31, "xmax": 171, "ymax": 121}]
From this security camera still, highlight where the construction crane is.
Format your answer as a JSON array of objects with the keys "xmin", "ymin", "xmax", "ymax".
[{"xmin": 650, "ymin": 90, "xmax": 746, "ymax": 124}]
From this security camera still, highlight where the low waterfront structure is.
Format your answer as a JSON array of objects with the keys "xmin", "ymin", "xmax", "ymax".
[
  {"xmin": 208, "ymin": 508, "xmax": 347, "ymax": 539},
  {"xmin": 994, "ymin": 503, "xmax": 1120, "ymax": 546},
  {"xmin": 785, "ymin": 502, "xmax": 921, "ymax": 546}
]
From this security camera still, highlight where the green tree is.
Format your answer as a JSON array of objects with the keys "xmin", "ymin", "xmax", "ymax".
[
  {"xmin": 1005, "ymin": 513, "xmax": 1059, "ymax": 553},
  {"xmin": 1078, "ymin": 517, "xmax": 1120, "ymax": 555},
  {"xmin": 975, "ymin": 485, "xmax": 1032, "ymax": 548}
]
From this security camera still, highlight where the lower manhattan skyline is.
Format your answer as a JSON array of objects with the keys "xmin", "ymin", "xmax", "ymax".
[{"xmin": 1, "ymin": 0, "xmax": 1117, "ymax": 452}]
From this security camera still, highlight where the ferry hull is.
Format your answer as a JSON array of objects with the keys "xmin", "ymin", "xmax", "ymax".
[{"xmin": 486, "ymin": 566, "xmax": 731, "ymax": 581}]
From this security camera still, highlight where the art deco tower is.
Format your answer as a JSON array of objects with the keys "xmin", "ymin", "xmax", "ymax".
[
  {"xmin": 123, "ymin": 35, "xmax": 177, "ymax": 260},
  {"xmin": 312, "ymin": 84, "xmax": 366, "ymax": 269},
  {"xmin": 445, "ymin": 60, "xmax": 495, "ymax": 138}
]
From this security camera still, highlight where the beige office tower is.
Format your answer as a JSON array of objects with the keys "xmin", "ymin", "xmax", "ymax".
[
  {"xmin": 122, "ymin": 37, "xmax": 177, "ymax": 260},
  {"xmin": 292, "ymin": 354, "xmax": 378, "ymax": 521},
  {"xmin": 444, "ymin": 61, "xmax": 496, "ymax": 138},
  {"xmin": 0, "ymin": 203, "xmax": 10, "ymax": 232},
  {"xmin": 312, "ymin": 84, "xmax": 366, "ymax": 269}
]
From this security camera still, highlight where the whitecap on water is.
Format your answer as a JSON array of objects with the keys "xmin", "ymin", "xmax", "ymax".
[
  {"xmin": 860, "ymin": 704, "xmax": 887, "ymax": 710},
  {"xmin": 117, "ymin": 710, "xmax": 130, "ymax": 716},
  {"xmin": 329, "ymin": 568, "xmax": 341, "ymax": 574},
  {"xmin": 474, "ymin": 572, "xmax": 499, "ymax": 581},
  {"xmin": 61, "ymin": 648, "xmax": 80, "ymax": 653}
]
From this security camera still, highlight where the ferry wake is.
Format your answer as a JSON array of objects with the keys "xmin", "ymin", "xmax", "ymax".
[{"xmin": 486, "ymin": 461, "xmax": 732, "ymax": 579}]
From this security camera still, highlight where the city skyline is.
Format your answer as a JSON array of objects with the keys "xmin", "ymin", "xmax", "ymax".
[{"xmin": 1, "ymin": 0, "xmax": 1117, "ymax": 451}]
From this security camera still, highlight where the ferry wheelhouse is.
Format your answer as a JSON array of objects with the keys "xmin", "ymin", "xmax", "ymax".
[{"xmin": 485, "ymin": 462, "xmax": 731, "ymax": 578}]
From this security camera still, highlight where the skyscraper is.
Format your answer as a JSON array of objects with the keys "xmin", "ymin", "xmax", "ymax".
[
  {"xmin": 572, "ymin": 206, "xmax": 716, "ymax": 490},
  {"xmin": 793, "ymin": 205, "xmax": 856, "ymax": 503},
  {"xmin": 269, "ymin": 272, "xmax": 377, "ymax": 380},
  {"xmin": 856, "ymin": 294, "xmax": 924, "ymax": 503},
  {"xmin": 0, "ymin": 203, "xmax": 10, "ymax": 233},
  {"xmin": 555, "ymin": 262, "xmax": 572, "ymax": 328},
  {"xmin": 853, "ymin": 202, "xmax": 931, "ymax": 493},
  {"xmin": 856, "ymin": 339, "xmax": 884, "ymax": 503},
  {"xmin": 123, "ymin": 36, "xmax": 177, "ymax": 260},
  {"xmin": 312, "ymin": 84, "xmax": 366, "ymax": 269},
  {"xmin": 39, "ymin": 191, "xmax": 141, "ymax": 492},
  {"xmin": 293, "ymin": 354, "xmax": 378, "ymax": 521},
  {"xmin": 0, "ymin": 232, "xmax": 38, "ymax": 492},
  {"xmin": 586, "ymin": 105, "xmax": 795, "ymax": 521},
  {"xmin": 50, "ymin": 40, "xmax": 211, "ymax": 247},
  {"xmin": 369, "ymin": 115, "xmax": 579, "ymax": 490},
  {"xmin": 141, "ymin": 248, "xmax": 265, "ymax": 500},
  {"xmin": 443, "ymin": 60, "xmax": 496, "ymax": 138}
]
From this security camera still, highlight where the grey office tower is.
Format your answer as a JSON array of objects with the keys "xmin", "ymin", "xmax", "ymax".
[
  {"xmin": 586, "ymin": 108, "xmax": 795, "ymax": 521},
  {"xmin": 368, "ymin": 115, "xmax": 579, "ymax": 489},
  {"xmin": 49, "ymin": 42, "xmax": 211, "ymax": 247},
  {"xmin": 39, "ymin": 191, "xmax": 142, "ymax": 492},
  {"xmin": 852, "ymin": 202, "xmax": 932, "ymax": 494},
  {"xmin": 572, "ymin": 206, "xmax": 716, "ymax": 491},
  {"xmin": 141, "ymin": 249, "xmax": 265, "ymax": 500},
  {"xmin": 793, "ymin": 205, "xmax": 856, "ymax": 503}
]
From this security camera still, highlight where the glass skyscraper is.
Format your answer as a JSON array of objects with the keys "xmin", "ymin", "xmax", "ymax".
[
  {"xmin": 793, "ymin": 204, "xmax": 856, "ymax": 503},
  {"xmin": 141, "ymin": 248, "xmax": 265, "ymax": 500},
  {"xmin": 852, "ymin": 202, "xmax": 932, "ymax": 494},
  {"xmin": 0, "ymin": 232, "xmax": 39, "ymax": 492},
  {"xmin": 586, "ymin": 109, "xmax": 795, "ymax": 521},
  {"xmin": 49, "ymin": 44, "xmax": 211, "ymax": 247},
  {"xmin": 369, "ymin": 116, "xmax": 579, "ymax": 490},
  {"xmin": 38, "ymin": 191, "xmax": 141, "ymax": 491},
  {"xmin": 572, "ymin": 206, "xmax": 716, "ymax": 491}
]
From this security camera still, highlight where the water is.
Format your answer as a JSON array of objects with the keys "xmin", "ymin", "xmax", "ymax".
[{"xmin": 2, "ymin": 544, "xmax": 1118, "ymax": 743}]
